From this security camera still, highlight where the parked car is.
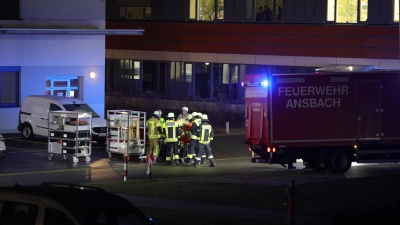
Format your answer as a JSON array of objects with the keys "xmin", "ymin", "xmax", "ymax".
[
  {"xmin": 18, "ymin": 95, "xmax": 107, "ymax": 144},
  {"xmin": 0, "ymin": 134, "xmax": 6, "ymax": 161},
  {"xmin": 0, "ymin": 182, "xmax": 156, "ymax": 225}
]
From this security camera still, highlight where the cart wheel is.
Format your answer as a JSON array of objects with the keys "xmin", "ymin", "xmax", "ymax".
[
  {"xmin": 85, "ymin": 156, "xmax": 91, "ymax": 162},
  {"xmin": 73, "ymin": 156, "xmax": 79, "ymax": 163},
  {"xmin": 63, "ymin": 155, "xmax": 68, "ymax": 160},
  {"xmin": 48, "ymin": 154, "xmax": 53, "ymax": 161},
  {"xmin": 108, "ymin": 152, "xmax": 113, "ymax": 159}
]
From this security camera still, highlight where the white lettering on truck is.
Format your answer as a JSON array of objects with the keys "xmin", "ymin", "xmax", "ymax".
[{"xmin": 278, "ymin": 86, "xmax": 348, "ymax": 108}]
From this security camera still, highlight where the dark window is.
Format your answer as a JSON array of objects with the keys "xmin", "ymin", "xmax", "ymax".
[
  {"xmin": 0, "ymin": 201, "xmax": 38, "ymax": 225},
  {"xmin": 0, "ymin": 67, "xmax": 20, "ymax": 107},
  {"xmin": 50, "ymin": 103, "xmax": 63, "ymax": 111},
  {"xmin": 44, "ymin": 207, "xmax": 75, "ymax": 225},
  {"xmin": 0, "ymin": 1, "xmax": 20, "ymax": 20}
]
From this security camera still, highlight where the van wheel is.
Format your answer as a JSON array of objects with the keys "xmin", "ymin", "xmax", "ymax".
[
  {"xmin": 326, "ymin": 149, "xmax": 352, "ymax": 174},
  {"xmin": 22, "ymin": 124, "xmax": 34, "ymax": 140}
]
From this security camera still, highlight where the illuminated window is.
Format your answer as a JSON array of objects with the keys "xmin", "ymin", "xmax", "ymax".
[
  {"xmin": 327, "ymin": 0, "xmax": 335, "ymax": 21},
  {"xmin": 186, "ymin": 64, "xmax": 192, "ymax": 82},
  {"xmin": 45, "ymin": 77, "xmax": 78, "ymax": 98},
  {"xmin": 395, "ymin": 0, "xmax": 399, "ymax": 22},
  {"xmin": 337, "ymin": 0, "xmax": 358, "ymax": 23},
  {"xmin": 0, "ymin": 67, "xmax": 20, "ymax": 107},
  {"xmin": 360, "ymin": 0, "xmax": 368, "ymax": 22},
  {"xmin": 327, "ymin": 0, "xmax": 364, "ymax": 23},
  {"xmin": 120, "ymin": 60, "xmax": 140, "ymax": 80},
  {"xmin": 189, "ymin": 0, "xmax": 224, "ymax": 21}
]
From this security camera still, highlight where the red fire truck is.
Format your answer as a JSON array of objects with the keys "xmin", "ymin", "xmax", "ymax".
[{"xmin": 243, "ymin": 71, "xmax": 400, "ymax": 173}]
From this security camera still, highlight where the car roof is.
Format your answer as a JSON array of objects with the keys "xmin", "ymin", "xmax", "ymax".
[
  {"xmin": 0, "ymin": 183, "xmax": 136, "ymax": 213},
  {"xmin": 26, "ymin": 95, "xmax": 86, "ymax": 105}
]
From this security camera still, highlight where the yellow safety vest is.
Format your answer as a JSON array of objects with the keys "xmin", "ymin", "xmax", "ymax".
[
  {"xmin": 199, "ymin": 124, "xmax": 213, "ymax": 144},
  {"xmin": 146, "ymin": 117, "xmax": 161, "ymax": 138}
]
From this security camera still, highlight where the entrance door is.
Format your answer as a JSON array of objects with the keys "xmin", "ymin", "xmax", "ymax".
[{"xmin": 356, "ymin": 81, "xmax": 381, "ymax": 140}]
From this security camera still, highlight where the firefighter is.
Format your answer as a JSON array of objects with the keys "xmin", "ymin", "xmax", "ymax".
[
  {"xmin": 178, "ymin": 106, "xmax": 189, "ymax": 120},
  {"xmin": 192, "ymin": 114, "xmax": 216, "ymax": 167},
  {"xmin": 200, "ymin": 114, "xmax": 210, "ymax": 164},
  {"xmin": 163, "ymin": 112, "xmax": 182, "ymax": 166},
  {"xmin": 185, "ymin": 112, "xmax": 200, "ymax": 165},
  {"xmin": 145, "ymin": 111, "xmax": 163, "ymax": 163}
]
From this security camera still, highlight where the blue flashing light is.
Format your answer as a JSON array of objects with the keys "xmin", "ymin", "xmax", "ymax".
[{"xmin": 261, "ymin": 80, "xmax": 269, "ymax": 87}]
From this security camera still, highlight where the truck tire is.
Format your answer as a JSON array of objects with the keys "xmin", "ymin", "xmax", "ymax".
[
  {"xmin": 22, "ymin": 123, "xmax": 34, "ymax": 140},
  {"xmin": 326, "ymin": 149, "xmax": 352, "ymax": 174}
]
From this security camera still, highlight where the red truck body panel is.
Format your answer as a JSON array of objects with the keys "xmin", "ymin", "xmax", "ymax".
[{"xmin": 244, "ymin": 71, "xmax": 400, "ymax": 149}]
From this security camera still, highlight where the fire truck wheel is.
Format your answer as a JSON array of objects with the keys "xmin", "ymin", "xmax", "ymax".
[{"xmin": 326, "ymin": 149, "xmax": 352, "ymax": 174}]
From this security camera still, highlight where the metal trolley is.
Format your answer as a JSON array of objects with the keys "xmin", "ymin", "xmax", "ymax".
[
  {"xmin": 48, "ymin": 111, "xmax": 92, "ymax": 163},
  {"xmin": 106, "ymin": 110, "xmax": 146, "ymax": 159}
]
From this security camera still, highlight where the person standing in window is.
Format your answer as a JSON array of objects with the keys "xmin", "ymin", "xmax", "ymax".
[
  {"xmin": 263, "ymin": 5, "xmax": 273, "ymax": 21},
  {"xmin": 256, "ymin": 6, "xmax": 264, "ymax": 21},
  {"xmin": 277, "ymin": 6, "xmax": 282, "ymax": 21}
]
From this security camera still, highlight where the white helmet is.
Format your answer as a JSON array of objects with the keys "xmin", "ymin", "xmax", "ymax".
[
  {"xmin": 167, "ymin": 112, "xmax": 175, "ymax": 118},
  {"xmin": 197, "ymin": 112, "xmax": 203, "ymax": 118},
  {"xmin": 202, "ymin": 114, "xmax": 208, "ymax": 120},
  {"xmin": 191, "ymin": 112, "xmax": 198, "ymax": 118},
  {"xmin": 187, "ymin": 114, "xmax": 193, "ymax": 120},
  {"xmin": 182, "ymin": 106, "xmax": 189, "ymax": 112},
  {"xmin": 153, "ymin": 111, "xmax": 160, "ymax": 117}
]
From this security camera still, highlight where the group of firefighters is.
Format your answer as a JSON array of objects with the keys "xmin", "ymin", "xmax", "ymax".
[{"xmin": 145, "ymin": 106, "xmax": 216, "ymax": 168}]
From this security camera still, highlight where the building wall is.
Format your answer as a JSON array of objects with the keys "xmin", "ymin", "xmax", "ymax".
[
  {"xmin": 106, "ymin": 21, "xmax": 400, "ymax": 69},
  {"xmin": 0, "ymin": 0, "xmax": 106, "ymax": 131}
]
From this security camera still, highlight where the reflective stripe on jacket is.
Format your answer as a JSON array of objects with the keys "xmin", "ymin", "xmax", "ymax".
[
  {"xmin": 199, "ymin": 121, "xmax": 214, "ymax": 144},
  {"xmin": 165, "ymin": 120, "xmax": 182, "ymax": 142}
]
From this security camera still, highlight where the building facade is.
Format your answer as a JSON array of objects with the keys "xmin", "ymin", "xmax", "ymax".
[
  {"xmin": 1, "ymin": 0, "xmax": 109, "ymax": 131},
  {"xmin": 105, "ymin": 0, "xmax": 400, "ymax": 110}
]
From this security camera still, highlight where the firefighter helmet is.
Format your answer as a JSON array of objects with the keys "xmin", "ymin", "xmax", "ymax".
[
  {"xmin": 202, "ymin": 114, "xmax": 208, "ymax": 120},
  {"xmin": 167, "ymin": 112, "xmax": 175, "ymax": 118},
  {"xmin": 182, "ymin": 106, "xmax": 189, "ymax": 112},
  {"xmin": 187, "ymin": 114, "xmax": 193, "ymax": 120}
]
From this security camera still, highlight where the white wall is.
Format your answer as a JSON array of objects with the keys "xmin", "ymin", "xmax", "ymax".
[{"xmin": 0, "ymin": 0, "xmax": 105, "ymax": 131}]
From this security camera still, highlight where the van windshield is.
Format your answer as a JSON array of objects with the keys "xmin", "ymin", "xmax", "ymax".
[{"xmin": 63, "ymin": 104, "xmax": 100, "ymax": 118}]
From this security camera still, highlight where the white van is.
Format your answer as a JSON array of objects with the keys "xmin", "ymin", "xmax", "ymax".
[{"xmin": 18, "ymin": 95, "xmax": 107, "ymax": 144}]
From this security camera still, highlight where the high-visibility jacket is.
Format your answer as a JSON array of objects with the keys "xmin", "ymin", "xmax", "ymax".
[
  {"xmin": 164, "ymin": 119, "xmax": 182, "ymax": 142},
  {"xmin": 159, "ymin": 117, "xmax": 166, "ymax": 129},
  {"xmin": 198, "ymin": 121, "xmax": 214, "ymax": 144},
  {"xmin": 146, "ymin": 116, "xmax": 162, "ymax": 139},
  {"xmin": 190, "ymin": 119, "xmax": 201, "ymax": 140}
]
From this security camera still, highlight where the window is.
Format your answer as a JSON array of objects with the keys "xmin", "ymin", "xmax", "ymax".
[
  {"xmin": 120, "ymin": 7, "xmax": 152, "ymax": 20},
  {"xmin": 45, "ymin": 77, "xmax": 79, "ymax": 98},
  {"xmin": 0, "ymin": 201, "xmax": 38, "ymax": 225},
  {"xmin": 327, "ymin": 0, "xmax": 366, "ymax": 23},
  {"xmin": 0, "ymin": 67, "xmax": 20, "ymax": 107},
  {"xmin": 189, "ymin": 0, "xmax": 224, "ymax": 21},
  {"xmin": 44, "ymin": 208, "xmax": 75, "ymax": 225},
  {"xmin": 250, "ymin": 0, "xmax": 282, "ymax": 21}
]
